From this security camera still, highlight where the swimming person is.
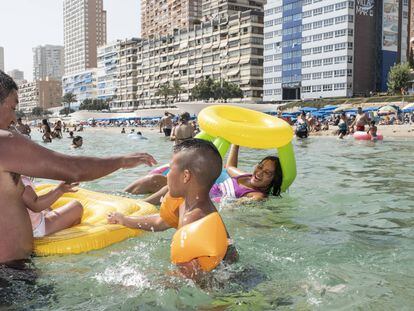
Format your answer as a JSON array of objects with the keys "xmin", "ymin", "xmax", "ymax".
[
  {"xmin": 21, "ymin": 176, "xmax": 83, "ymax": 238},
  {"xmin": 337, "ymin": 112, "xmax": 348, "ymax": 139},
  {"xmin": 351, "ymin": 107, "xmax": 370, "ymax": 132},
  {"xmin": 108, "ymin": 139, "xmax": 238, "ymax": 280},
  {"xmin": 136, "ymin": 131, "xmax": 148, "ymax": 140},
  {"xmin": 170, "ymin": 112, "xmax": 194, "ymax": 145},
  {"xmin": 295, "ymin": 112, "xmax": 309, "ymax": 138},
  {"xmin": 367, "ymin": 120, "xmax": 378, "ymax": 139},
  {"xmin": 72, "ymin": 136, "xmax": 83, "ymax": 148},
  {"xmin": 0, "ymin": 70, "xmax": 157, "ymax": 264}
]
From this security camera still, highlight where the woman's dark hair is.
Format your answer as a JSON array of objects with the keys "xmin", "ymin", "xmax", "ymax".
[
  {"xmin": 0, "ymin": 70, "xmax": 18, "ymax": 104},
  {"xmin": 42, "ymin": 119, "xmax": 51, "ymax": 133},
  {"xmin": 259, "ymin": 156, "xmax": 283, "ymax": 197}
]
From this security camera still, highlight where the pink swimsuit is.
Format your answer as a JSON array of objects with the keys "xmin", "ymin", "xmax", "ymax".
[{"xmin": 209, "ymin": 174, "xmax": 263, "ymax": 201}]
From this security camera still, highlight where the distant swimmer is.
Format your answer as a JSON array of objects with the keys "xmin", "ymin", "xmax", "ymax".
[
  {"xmin": 121, "ymin": 128, "xmax": 126, "ymax": 134},
  {"xmin": 171, "ymin": 112, "xmax": 194, "ymax": 145},
  {"xmin": 159, "ymin": 111, "xmax": 175, "ymax": 137},
  {"xmin": 72, "ymin": 136, "xmax": 83, "ymax": 148},
  {"xmin": 15, "ymin": 118, "xmax": 31, "ymax": 137},
  {"xmin": 295, "ymin": 111, "xmax": 309, "ymax": 138},
  {"xmin": 41, "ymin": 119, "xmax": 52, "ymax": 143},
  {"xmin": 337, "ymin": 112, "xmax": 349, "ymax": 139},
  {"xmin": 136, "ymin": 131, "xmax": 148, "ymax": 140}
]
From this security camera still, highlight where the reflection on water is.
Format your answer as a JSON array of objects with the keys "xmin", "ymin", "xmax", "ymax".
[{"xmin": 3, "ymin": 130, "xmax": 413, "ymax": 310}]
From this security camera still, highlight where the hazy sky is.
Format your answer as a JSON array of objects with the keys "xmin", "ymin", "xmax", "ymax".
[{"xmin": 0, "ymin": 0, "xmax": 140, "ymax": 80}]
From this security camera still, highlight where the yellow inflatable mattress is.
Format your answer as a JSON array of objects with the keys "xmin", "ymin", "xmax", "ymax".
[{"xmin": 34, "ymin": 184, "xmax": 158, "ymax": 256}]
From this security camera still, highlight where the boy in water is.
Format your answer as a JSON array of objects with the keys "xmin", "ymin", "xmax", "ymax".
[
  {"xmin": 367, "ymin": 120, "xmax": 378, "ymax": 138},
  {"xmin": 108, "ymin": 139, "xmax": 237, "ymax": 279}
]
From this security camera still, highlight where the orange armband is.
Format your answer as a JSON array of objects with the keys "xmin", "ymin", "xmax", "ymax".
[
  {"xmin": 171, "ymin": 212, "xmax": 228, "ymax": 272},
  {"xmin": 159, "ymin": 193, "xmax": 183, "ymax": 229}
]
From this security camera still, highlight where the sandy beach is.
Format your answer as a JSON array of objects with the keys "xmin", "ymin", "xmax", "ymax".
[{"xmin": 81, "ymin": 123, "xmax": 414, "ymax": 139}]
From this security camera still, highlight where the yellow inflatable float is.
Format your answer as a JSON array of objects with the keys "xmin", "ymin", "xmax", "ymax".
[{"xmin": 34, "ymin": 184, "xmax": 158, "ymax": 256}]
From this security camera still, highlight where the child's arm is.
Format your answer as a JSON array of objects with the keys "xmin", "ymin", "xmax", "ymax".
[
  {"xmin": 225, "ymin": 145, "xmax": 245, "ymax": 177},
  {"xmin": 22, "ymin": 182, "xmax": 79, "ymax": 213},
  {"xmin": 107, "ymin": 212, "xmax": 171, "ymax": 231}
]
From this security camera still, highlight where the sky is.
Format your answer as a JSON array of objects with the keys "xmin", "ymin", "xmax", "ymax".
[{"xmin": 0, "ymin": 0, "xmax": 140, "ymax": 81}]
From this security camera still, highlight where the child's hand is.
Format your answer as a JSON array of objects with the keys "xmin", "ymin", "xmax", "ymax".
[
  {"xmin": 56, "ymin": 182, "xmax": 79, "ymax": 193},
  {"xmin": 107, "ymin": 212, "xmax": 125, "ymax": 225}
]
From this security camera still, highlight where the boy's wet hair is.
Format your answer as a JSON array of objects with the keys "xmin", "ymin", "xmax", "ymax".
[
  {"xmin": 173, "ymin": 138, "xmax": 222, "ymax": 188},
  {"xmin": 0, "ymin": 70, "xmax": 18, "ymax": 104}
]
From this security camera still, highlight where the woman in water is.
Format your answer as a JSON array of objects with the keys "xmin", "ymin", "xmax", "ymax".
[
  {"xmin": 125, "ymin": 144, "xmax": 283, "ymax": 203},
  {"xmin": 41, "ymin": 119, "xmax": 52, "ymax": 143}
]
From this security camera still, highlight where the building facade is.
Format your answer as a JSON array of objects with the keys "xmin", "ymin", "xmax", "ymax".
[
  {"xmin": 63, "ymin": 0, "xmax": 107, "ymax": 76},
  {"xmin": 97, "ymin": 41, "xmax": 120, "ymax": 101},
  {"xmin": 110, "ymin": 11, "xmax": 263, "ymax": 110},
  {"xmin": 18, "ymin": 79, "xmax": 62, "ymax": 113},
  {"xmin": 0, "ymin": 47, "xmax": 4, "ymax": 71},
  {"xmin": 63, "ymin": 68, "xmax": 98, "ymax": 105},
  {"xmin": 7, "ymin": 69, "xmax": 25, "ymax": 84},
  {"xmin": 33, "ymin": 45, "xmax": 64, "ymax": 80},
  {"xmin": 141, "ymin": 0, "xmax": 202, "ymax": 39},
  {"xmin": 263, "ymin": 0, "xmax": 410, "ymax": 102}
]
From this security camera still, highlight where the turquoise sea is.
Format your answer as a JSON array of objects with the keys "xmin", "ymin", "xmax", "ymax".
[{"xmin": 2, "ymin": 129, "xmax": 414, "ymax": 310}]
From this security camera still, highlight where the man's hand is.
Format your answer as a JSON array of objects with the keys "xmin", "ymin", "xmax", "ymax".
[
  {"xmin": 107, "ymin": 212, "xmax": 125, "ymax": 225},
  {"xmin": 121, "ymin": 153, "xmax": 157, "ymax": 169},
  {"xmin": 56, "ymin": 181, "xmax": 79, "ymax": 194}
]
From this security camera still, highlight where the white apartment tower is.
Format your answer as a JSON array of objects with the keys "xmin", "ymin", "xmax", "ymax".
[
  {"xmin": 63, "ymin": 0, "xmax": 107, "ymax": 75},
  {"xmin": 33, "ymin": 45, "xmax": 64, "ymax": 80},
  {"xmin": 0, "ymin": 47, "xmax": 4, "ymax": 71},
  {"xmin": 263, "ymin": 0, "xmax": 354, "ymax": 101}
]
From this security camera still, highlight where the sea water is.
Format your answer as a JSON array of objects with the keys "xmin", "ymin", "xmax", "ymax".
[{"xmin": 2, "ymin": 129, "xmax": 413, "ymax": 310}]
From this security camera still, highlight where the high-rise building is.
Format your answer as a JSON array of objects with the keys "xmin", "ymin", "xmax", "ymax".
[
  {"xmin": 263, "ymin": 0, "xmax": 409, "ymax": 101},
  {"xmin": 7, "ymin": 69, "xmax": 25, "ymax": 84},
  {"xmin": 202, "ymin": 0, "xmax": 265, "ymax": 20},
  {"xmin": 63, "ymin": 0, "xmax": 107, "ymax": 75},
  {"xmin": 18, "ymin": 79, "xmax": 62, "ymax": 113},
  {"xmin": 408, "ymin": 0, "xmax": 413, "ymax": 56},
  {"xmin": 63, "ymin": 68, "xmax": 98, "ymax": 104},
  {"xmin": 0, "ymin": 47, "xmax": 4, "ymax": 71},
  {"xmin": 141, "ymin": 0, "xmax": 202, "ymax": 39},
  {"xmin": 97, "ymin": 41, "xmax": 120, "ymax": 101},
  {"xmin": 33, "ymin": 45, "xmax": 64, "ymax": 80}
]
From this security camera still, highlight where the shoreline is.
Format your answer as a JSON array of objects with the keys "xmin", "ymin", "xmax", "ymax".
[{"xmin": 82, "ymin": 123, "xmax": 414, "ymax": 139}]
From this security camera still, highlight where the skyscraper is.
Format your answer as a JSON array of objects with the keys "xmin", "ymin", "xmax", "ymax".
[
  {"xmin": 7, "ymin": 69, "xmax": 25, "ymax": 84},
  {"xmin": 0, "ymin": 47, "xmax": 4, "ymax": 71},
  {"xmin": 63, "ymin": 0, "xmax": 107, "ymax": 75},
  {"xmin": 263, "ymin": 0, "xmax": 409, "ymax": 101},
  {"xmin": 141, "ymin": 0, "xmax": 202, "ymax": 39},
  {"xmin": 33, "ymin": 45, "xmax": 64, "ymax": 80}
]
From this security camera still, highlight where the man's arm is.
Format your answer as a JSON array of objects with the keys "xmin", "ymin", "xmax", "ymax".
[
  {"xmin": 107, "ymin": 212, "xmax": 171, "ymax": 231},
  {"xmin": 0, "ymin": 131, "xmax": 156, "ymax": 182}
]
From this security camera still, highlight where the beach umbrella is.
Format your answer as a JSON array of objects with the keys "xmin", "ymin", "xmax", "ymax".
[
  {"xmin": 403, "ymin": 107, "xmax": 414, "ymax": 112},
  {"xmin": 378, "ymin": 105, "xmax": 398, "ymax": 114},
  {"xmin": 363, "ymin": 106, "xmax": 379, "ymax": 112},
  {"xmin": 333, "ymin": 104, "xmax": 354, "ymax": 113},
  {"xmin": 402, "ymin": 103, "xmax": 414, "ymax": 111},
  {"xmin": 320, "ymin": 105, "xmax": 338, "ymax": 111},
  {"xmin": 301, "ymin": 107, "xmax": 318, "ymax": 113}
]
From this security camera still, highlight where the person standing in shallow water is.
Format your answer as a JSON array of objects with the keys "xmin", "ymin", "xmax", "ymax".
[{"xmin": 0, "ymin": 70, "xmax": 157, "ymax": 264}]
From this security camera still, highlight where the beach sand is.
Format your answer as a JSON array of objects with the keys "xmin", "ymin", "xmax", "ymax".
[{"xmin": 82, "ymin": 123, "xmax": 414, "ymax": 139}]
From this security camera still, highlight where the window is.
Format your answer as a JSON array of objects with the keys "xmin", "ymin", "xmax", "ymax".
[
  {"xmin": 303, "ymin": 23, "xmax": 312, "ymax": 31},
  {"xmin": 334, "ymin": 83, "xmax": 346, "ymax": 90},
  {"xmin": 335, "ymin": 56, "xmax": 347, "ymax": 64},
  {"xmin": 312, "ymin": 85, "xmax": 322, "ymax": 92},
  {"xmin": 335, "ymin": 15, "xmax": 347, "ymax": 24},
  {"xmin": 323, "ymin": 71, "xmax": 333, "ymax": 78},
  {"xmin": 312, "ymin": 72, "xmax": 322, "ymax": 79},
  {"xmin": 347, "ymin": 56, "xmax": 353, "ymax": 63},
  {"xmin": 313, "ymin": 21, "xmax": 323, "ymax": 29},
  {"xmin": 323, "ymin": 58, "xmax": 333, "ymax": 65},
  {"xmin": 313, "ymin": 47, "xmax": 322, "ymax": 54},
  {"xmin": 347, "ymin": 69, "xmax": 353, "ymax": 77},
  {"xmin": 302, "ymin": 48, "xmax": 312, "ymax": 56},
  {"xmin": 324, "ymin": 45, "xmax": 333, "ymax": 52},
  {"xmin": 335, "ymin": 29, "xmax": 346, "ymax": 37},
  {"xmin": 313, "ymin": 34, "xmax": 322, "ymax": 41},
  {"xmin": 264, "ymin": 78, "xmax": 273, "ymax": 84},
  {"xmin": 302, "ymin": 86, "xmax": 311, "ymax": 93},
  {"xmin": 348, "ymin": 42, "xmax": 353, "ymax": 50},
  {"xmin": 336, "ymin": 1, "xmax": 347, "ymax": 10},
  {"xmin": 335, "ymin": 43, "xmax": 346, "ymax": 50},
  {"xmin": 313, "ymin": 59, "xmax": 322, "ymax": 66},
  {"xmin": 274, "ymin": 77, "xmax": 282, "ymax": 83},
  {"xmin": 324, "ymin": 5, "xmax": 335, "ymax": 13},
  {"xmin": 313, "ymin": 8, "xmax": 323, "ymax": 15},
  {"xmin": 303, "ymin": 61, "xmax": 312, "ymax": 68},
  {"xmin": 334, "ymin": 69, "xmax": 346, "ymax": 77},
  {"xmin": 264, "ymin": 66, "xmax": 273, "ymax": 73},
  {"xmin": 303, "ymin": 10, "xmax": 312, "ymax": 18},
  {"xmin": 324, "ymin": 18, "xmax": 334, "ymax": 27},
  {"xmin": 323, "ymin": 84, "xmax": 333, "ymax": 91},
  {"xmin": 324, "ymin": 32, "xmax": 334, "ymax": 39},
  {"xmin": 302, "ymin": 74, "xmax": 311, "ymax": 80}
]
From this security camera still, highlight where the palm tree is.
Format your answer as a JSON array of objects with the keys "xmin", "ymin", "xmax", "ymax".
[
  {"xmin": 62, "ymin": 92, "xmax": 77, "ymax": 116},
  {"xmin": 171, "ymin": 80, "xmax": 184, "ymax": 103},
  {"xmin": 155, "ymin": 82, "xmax": 171, "ymax": 105}
]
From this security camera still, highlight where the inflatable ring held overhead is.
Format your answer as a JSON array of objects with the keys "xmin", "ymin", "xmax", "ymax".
[
  {"xmin": 196, "ymin": 105, "xmax": 296, "ymax": 192},
  {"xmin": 34, "ymin": 184, "xmax": 158, "ymax": 256}
]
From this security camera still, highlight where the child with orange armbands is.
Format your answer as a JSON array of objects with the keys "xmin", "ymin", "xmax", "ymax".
[{"xmin": 107, "ymin": 138, "xmax": 238, "ymax": 280}]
